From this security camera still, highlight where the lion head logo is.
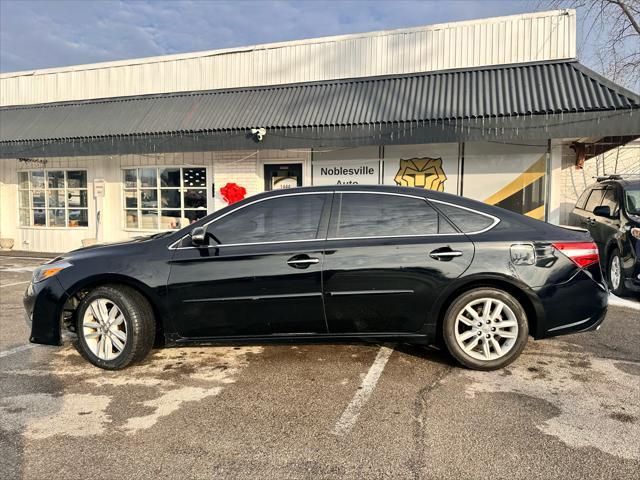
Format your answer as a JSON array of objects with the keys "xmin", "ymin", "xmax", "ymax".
[{"xmin": 394, "ymin": 157, "xmax": 447, "ymax": 191}]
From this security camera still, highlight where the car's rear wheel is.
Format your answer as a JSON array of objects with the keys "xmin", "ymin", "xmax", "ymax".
[
  {"xmin": 607, "ymin": 249, "xmax": 629, "ymax": 296},
  {"xmin": 443, "ymin": 288, "xmax": 528, "ymax": 371},
  {"xmin": 76, "ymin": 285, "xmax": 155, "ymax": 370}
]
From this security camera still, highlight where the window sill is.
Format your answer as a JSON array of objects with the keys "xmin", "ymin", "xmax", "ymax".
[
  {"xmin": 19, "ymin": 226, "xmax": 90, "ymax": 231},
  {"xmin": 123, "ymin": 228, "xmax": 178, "ymax": 233}
]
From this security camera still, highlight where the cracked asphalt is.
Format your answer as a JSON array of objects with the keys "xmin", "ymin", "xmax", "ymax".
[{"xmin": 1, "ymin": 255, "xmax": 639, "ymax": 479}]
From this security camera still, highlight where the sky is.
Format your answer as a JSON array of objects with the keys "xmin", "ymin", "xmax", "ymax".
[{"xmin": 0, "ymin": 0, "xmax": 544, "ymax": 73}]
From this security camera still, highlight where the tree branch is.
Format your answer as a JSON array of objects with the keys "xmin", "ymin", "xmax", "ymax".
[{"xmin": 608, "ymin": 0, "xmax": 640, "ymax": 35}]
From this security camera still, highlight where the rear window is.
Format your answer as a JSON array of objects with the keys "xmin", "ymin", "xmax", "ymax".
[
  {"xmin": 330, "ymin": 193, "xmax": 456, "ymax": 238},
  {"xmin": 434, "ymin": 202, "xmax": 496, "ymax": 233},
  {"xmin": 584, "ymin": 189, "xmax": 605, "ymax": 213}
]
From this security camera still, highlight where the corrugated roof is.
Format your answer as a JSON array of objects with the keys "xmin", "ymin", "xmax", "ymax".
[{"xmin": 1, "ymin": 61, "xmax": 638, "ymax": 143}]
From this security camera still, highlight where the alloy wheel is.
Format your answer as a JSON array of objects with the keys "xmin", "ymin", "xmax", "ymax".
[
  {"xmin": 610, "ymin": 255, "xmax": 621, "ymax": 291},
  {"xmin": 82, "ymin": 298, "xmax": 128, "ymax": 361},
  {"xmin": 453, "ymin": 297, "xmax": 518, "ymax": 361}
]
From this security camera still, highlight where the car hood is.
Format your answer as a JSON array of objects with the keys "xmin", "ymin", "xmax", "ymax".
[{"xmin": 51, "ymin": 233, "xmax": 172, "ymax": 263}]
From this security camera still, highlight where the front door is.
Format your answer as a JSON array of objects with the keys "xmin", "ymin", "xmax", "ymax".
[
  {"xmin": 167, "ymin": 192, "xmax": 331, "ymax": 338},
  {"xmin": 264, "ymin": 164, "xmax": 303, "ymax": 191},
  {"xmin": 322, "ymin": 192, "xmax": 474, "ymax": 334},
  {"xmin": 592, "ymin": 186, "xmax": 621, "ymax": 257}
]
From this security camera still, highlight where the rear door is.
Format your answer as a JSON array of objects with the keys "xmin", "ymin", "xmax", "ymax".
[
  {"xmin": 568, "ymin": 188, "xmax": 591, "ymax": 227},
  {"xmin": 322, "ymin": 192, "xmax": 476, "ymax": 334},
  {"xmin": 592, "ymin": 186, "xmax": 621, "ymax": 257},
  {"xmin": 577, "ymin": 187, "xmax": 606, "ymax": 238}
]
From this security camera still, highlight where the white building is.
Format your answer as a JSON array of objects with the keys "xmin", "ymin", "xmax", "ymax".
[{"xmin": 0, "ymin": 9, "xmax": 638, "ymax": 253}]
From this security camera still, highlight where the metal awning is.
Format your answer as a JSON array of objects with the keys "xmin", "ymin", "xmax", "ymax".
[{"xmin": 1, "ymin": 60, "xmax": 639, "ymax": 157}]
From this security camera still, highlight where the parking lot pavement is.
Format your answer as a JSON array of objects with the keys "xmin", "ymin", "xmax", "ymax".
[{"xmin": 1, "ymin": 256, "xmax": 639, "ymax": 479}]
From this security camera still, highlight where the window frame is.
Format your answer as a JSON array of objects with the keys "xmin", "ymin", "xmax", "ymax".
[
  {"xmin": 17, "ymin": 168, "xmax": 89, "ymax": 229},
  {"xmin": 575, "ymin": 188, "xmax": 591, "ymax": 210},
  {"xmin": 207, "ymin": 192, "xmax": 329, "ymax": 245},
  {"xmin": 169, "ymin": 191, "xmax": 500, "ymax": 250},
  {"xmin": 600, "ymin": 186, "xmax": 620, "ymax": 217},
  {"xmin": 584, "ymin": 188, "xmax": 606, "ymax": 213},
  {"xmin": 122, "ymin": 166, "xmax": 209, "ymax": 231},
  {"xmin": 170, "ymin": 191, "xmax": 332, "ymax": 249}
]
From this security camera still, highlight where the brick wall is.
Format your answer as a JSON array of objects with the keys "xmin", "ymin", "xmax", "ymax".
[{"xmin": 212, "ymin": 149, "xmax": 311, "ymax": 209}]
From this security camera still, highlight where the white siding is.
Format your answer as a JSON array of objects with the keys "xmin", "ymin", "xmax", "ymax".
[
  {"xmin": 0, "ymin": 10, "xmax": 576, "ymax": 107},
  {"xmin": 0, "ymin": 149, "xmax": 312, "ymax": 253}
]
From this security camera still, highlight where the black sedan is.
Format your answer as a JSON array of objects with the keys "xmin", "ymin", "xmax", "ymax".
[{"xmin": 24, "ymin": 185, "xmax": 608, "ymax": 371}]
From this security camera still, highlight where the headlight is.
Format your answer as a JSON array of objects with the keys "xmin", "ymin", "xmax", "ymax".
[
  {"xmin": 631, "ymin": 227, "xmax": 640, "ymax": 240},
  {"xmin": 32, "ymin": 260, "xmax": 73, "ymax": 283}
]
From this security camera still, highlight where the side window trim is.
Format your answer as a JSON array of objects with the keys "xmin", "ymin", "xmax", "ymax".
[
  {"xmin": 170, "ymin": 191, "xmax": 332, "ymax": 249},
  {"xmin": 576, "ymin": 188, "xmax": 591, "ymax": 210},
  {"xmin": 326, "ymin": 191, "xmax": 469, "ymax": 241}
]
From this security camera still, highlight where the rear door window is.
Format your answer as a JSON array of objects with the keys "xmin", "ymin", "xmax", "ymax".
[
  {"xmin": 329, "ymin": 193, "xmax": 455, "ymax": 238},
  {"xmin": 575, "ymin": 189, "xmax": 590, "ymax": 210},
  {"xmin": 433, "ymin": 202, "xmax": 496, "ymax": 234},
  {"xmin": 584, "ymin": 189, "xmax": 605, "ymax": 213}
]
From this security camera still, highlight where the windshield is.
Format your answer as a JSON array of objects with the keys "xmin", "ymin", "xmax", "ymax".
[
  {"xmin": 625, "ymin": 189, "xmax": 640, "ymax": 215},
  {"xmin": 149, "ymin": 230, "xmax": 176, "ymax": 239}
]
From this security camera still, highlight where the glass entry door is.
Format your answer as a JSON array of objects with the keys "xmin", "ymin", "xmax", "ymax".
[{"xmin": 264, "ymin": 164, "xmax": 303, "ymax": 191}]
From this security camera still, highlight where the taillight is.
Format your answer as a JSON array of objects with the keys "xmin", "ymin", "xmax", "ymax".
[{"xmin": 552, "ymin": 242, "xmax": 599, "ymax": 268}]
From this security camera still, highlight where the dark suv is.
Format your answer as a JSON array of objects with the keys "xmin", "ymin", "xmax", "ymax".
[{"xmin": 568, "ymin": 175, "xmax": 640, "ymax": 296}]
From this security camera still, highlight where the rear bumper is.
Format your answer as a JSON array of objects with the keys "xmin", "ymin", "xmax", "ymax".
[
  {"xmin": 533, "ymin": 269, "xmax": 608, "ymax": 339},
  {"xmin": 23, "ymin": 277, "xmax": 69, "ymax": 346}
]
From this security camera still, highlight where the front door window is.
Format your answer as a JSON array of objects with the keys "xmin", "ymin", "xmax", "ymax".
[{"xmin": 210, "ymin": 193, "xmax": 327, "ymax": 245}]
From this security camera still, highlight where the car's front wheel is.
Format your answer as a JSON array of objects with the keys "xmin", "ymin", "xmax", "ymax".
[
  {"xmin": 607, "ymin": 249, "xmax": 629, "ymax": 296},
  {"xmin": 76, "ymin": 285, "xmax": 155, "ymax": 370},
  {"xmin": 443, "ymin": 288, "xmax": 529, "ymax": 371}
]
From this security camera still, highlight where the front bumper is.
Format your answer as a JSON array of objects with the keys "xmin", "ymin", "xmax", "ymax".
[
  {"xmin": 23, "ymin": 277, "xmax": 69, "ymax": 346},
  {"xmin": 624, "ymin": 264, "xmax": 640, "ymax": 293}
]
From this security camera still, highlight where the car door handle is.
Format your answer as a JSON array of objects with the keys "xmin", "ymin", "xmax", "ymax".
[
  {"xmin": 287, "ymin": 255, "xmax": 320, "ymax": 269},
  {"xmin": 429, "ymin": 248, "xmax": 463, "ymax": 261}
]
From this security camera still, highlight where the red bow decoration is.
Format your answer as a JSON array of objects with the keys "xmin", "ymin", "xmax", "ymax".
[{"xmin": 220, "ymin": 182, "xmax": 247, "ymax": 204}]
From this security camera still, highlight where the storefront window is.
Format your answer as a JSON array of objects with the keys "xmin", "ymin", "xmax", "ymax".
[
  {"xmin": 123, "ymin": 167, "xmax": 208, "ymax": 230},
  {"xmin": 462, "ymin": 142, "xmax": 548, "ymax": 219},
  {"xmin": 18, "ymin": 170, "xmax": 89, "ymax": 228}
]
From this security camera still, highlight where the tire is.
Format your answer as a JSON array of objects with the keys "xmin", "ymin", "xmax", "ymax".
[
  {"xmin": 607, "ymin": 249, "xmax": 629, "ymax": 296},
  {"xmin": 76, "ymin": 284, "xmax": 155, "ymax": 370},
  {"xmin": 442, "ymin": 288, "xmax": 529, "ymax": 371}
]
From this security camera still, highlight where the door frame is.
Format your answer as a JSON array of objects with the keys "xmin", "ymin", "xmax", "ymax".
[{"xmin": 258, "ymin": 156, "xmax": 311, "ymax": 192}]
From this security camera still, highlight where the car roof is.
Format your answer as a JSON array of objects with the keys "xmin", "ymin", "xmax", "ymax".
[
  {"xmin": 251, "ymin": 184, "xmax": 525, "ymax": 221},
  {"xmin": 256, "ymin": 184, "xmax": 470, "ymax": 204}
]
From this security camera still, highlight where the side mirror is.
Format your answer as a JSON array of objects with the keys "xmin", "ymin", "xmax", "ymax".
[
  {"xmin": 593, "ymin": 205, "xmax": 612, "ymax": 218},
  {"xmin": 190, "ymin": 226, "xmax": 208, "ymax": 246}
]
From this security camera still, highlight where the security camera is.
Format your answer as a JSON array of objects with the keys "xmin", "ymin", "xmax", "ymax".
[{"xmin": 251, "ymin": 128, "xmax": 266, "ymax": 141}]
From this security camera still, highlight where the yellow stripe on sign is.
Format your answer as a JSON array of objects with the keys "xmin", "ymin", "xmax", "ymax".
[
  {"xmin": 525, "ymin": 205, "xmax": 545, "ymax": 220},
  {"xmin": 483, "ymin": 154, "xmax": 546, "ymax": 206}
]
